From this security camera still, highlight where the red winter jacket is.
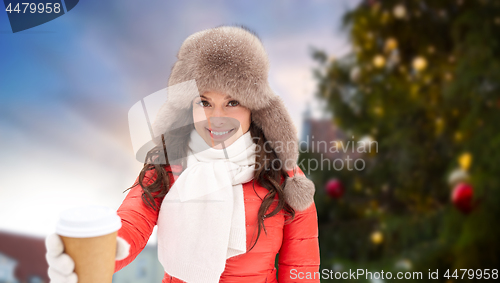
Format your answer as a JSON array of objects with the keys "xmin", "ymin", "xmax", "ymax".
[{"xmin": 114, "ymin": 165, "xmax": 320, "ymax": 282}]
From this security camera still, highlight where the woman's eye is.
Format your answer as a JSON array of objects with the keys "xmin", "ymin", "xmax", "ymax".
[
  {"xmin": 228, "ymin": 100, "xmax": 239, "ymax": 107},
  {"xmin": 196, "ymin": 100, "xmax": 210, "ymax": 107}
]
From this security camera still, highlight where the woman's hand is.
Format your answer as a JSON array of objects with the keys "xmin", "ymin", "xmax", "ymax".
[{"xmin": 45, "ymin": 233, "xmax": 130, "ymax": 282}]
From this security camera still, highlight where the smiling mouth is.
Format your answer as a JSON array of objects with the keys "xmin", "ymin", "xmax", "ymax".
[{"xmin": 206, "ymin": 128, "xmax": 234, "ymax": 137}]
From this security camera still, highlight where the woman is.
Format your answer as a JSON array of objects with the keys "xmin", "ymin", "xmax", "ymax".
[{"xmin": 46, "ymin": 25, "xmax": 320, "ymax": 283}]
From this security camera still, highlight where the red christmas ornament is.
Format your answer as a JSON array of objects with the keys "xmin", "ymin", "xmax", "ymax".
[
  {"xmin": 326, "ymin": 179, "xmax": 344, "ymax": 199},
  {"xmin": 451, "ymin": 182, "xmax": 474, "ymax": 214}
]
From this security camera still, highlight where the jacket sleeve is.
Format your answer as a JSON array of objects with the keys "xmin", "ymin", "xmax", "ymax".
[
  {"xmin": 278, "ymin": 167, "xmax": 320, "ymax": 282},
  {"xmin": 114, "ymin": 166, "xmax": 176, "ymax": 272}
]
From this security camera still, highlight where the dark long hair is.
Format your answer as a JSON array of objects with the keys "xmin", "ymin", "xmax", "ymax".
[{"xmin": 126, "ymin": 107, "xmax": 296, "ymax": 251}]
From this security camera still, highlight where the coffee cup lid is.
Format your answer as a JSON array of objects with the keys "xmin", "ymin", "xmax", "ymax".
[{"xmin": 56, "ymin": 205, "xmax": 122, "ymax": 238}]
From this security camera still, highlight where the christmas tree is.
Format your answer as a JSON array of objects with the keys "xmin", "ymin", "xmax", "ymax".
[{"xmin": 305, "ymin": 0, "xmax": 500, "ymax": 281}]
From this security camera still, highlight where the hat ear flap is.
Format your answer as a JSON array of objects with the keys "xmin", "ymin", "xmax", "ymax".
[
  {"xmin": 252, "ymin": 96, "xmax": 315, "ymax": 211},
  {"xmin": 252, "ymin": 96, "xmax": 298, "ymax": 171}
]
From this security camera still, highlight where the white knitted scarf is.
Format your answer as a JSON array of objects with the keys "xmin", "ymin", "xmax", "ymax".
[{"xmin": 157, "ymin": 128, "xmax": 257, "ymax": 283}]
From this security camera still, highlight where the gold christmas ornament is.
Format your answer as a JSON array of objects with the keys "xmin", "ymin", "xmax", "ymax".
[
  {"xmin": 373, "ymin": 106, "xmax": 384, "ymax": 116},
  {"xmin": 381, "ymin": 11, "xmax": 390, "ymax": 24},
  {"xmin": 435, "ymin": 117, "xmax": 444, "ymax": 134},
  {"xmin": 371, "ymin": 231, "xmax": 383, "ymax": 245},
  {"xmin": 393, "ymin": 4, "xmax": 407, "ymax": 19},
  {"xmin": 384, "ymin": 37, "xmax": 398, "ymax": 52},
  {"xmin": 458, "ymin": 152, "xmax": 472, "ymax": 171},
  {"xmin": 373, "ymin": 55, "xmax": 386, "ymax": 68},
  {"xmin": 412, "ymin": 56, "xmax": 427, "ymax": 71},
  {"xmin": 354, "ymin": 179, "xmax": 362, "ymax": 191},
  {"xmin": 444, "ymin": 72, "xmax": 453, "ymax": 81}
]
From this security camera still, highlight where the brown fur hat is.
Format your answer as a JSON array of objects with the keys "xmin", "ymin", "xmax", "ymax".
[{"xmin": 152, "ymin": 25, "xmax": 314, "ymax": 211}]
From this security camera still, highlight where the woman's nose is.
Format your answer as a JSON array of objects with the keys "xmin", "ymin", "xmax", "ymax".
[
  {"xmin": 209, "ymin": 117, "xmax": 226, "ymax": 128},
  {"xmin": 206, "ymin": 106, "xmax": 225, "ymax": 126},
  {"xmin": 210, "ymin": 105, "xmax": 225, "ymax": 117}
]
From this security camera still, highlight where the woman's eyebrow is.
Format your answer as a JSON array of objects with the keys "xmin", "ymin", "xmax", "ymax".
[{"xmin": 199, "ymin": 95, "xmax": 234, "ymax": 100}]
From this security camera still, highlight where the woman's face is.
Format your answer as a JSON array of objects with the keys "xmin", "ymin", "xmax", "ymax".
[{"xmin": 192, "ymin": 91, "xmax": 251, "ymax": 149}]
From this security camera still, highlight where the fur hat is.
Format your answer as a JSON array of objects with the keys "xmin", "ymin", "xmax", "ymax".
[{"xmin": 152, "ymin": 25, "xmax": 314, "ymax": 211}]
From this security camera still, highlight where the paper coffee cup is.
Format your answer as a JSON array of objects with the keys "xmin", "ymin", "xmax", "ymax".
[{"xmin": 56, "ymin": 205, "xmax": 122, "ymax": 283}]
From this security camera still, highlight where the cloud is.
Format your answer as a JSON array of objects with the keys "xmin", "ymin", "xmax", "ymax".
[{"xmin": 0, "ymin": 102, "xmax": 142, "ymax": 236}]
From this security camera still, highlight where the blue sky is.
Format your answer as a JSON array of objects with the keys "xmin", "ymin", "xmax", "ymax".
[{"xmin": 0, "ymin": 0, "xmax": 360, "ymax": 238}]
